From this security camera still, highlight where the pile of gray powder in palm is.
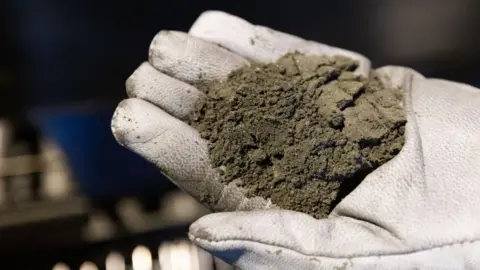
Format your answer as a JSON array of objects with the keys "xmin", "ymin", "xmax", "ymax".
[{"xmin": 188, "ymin": 53, "xmax": 406, "ymax": 219}]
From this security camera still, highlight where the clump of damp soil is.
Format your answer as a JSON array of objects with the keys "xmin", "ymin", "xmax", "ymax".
[{"xmin": 188, "ymin": 53, "xmax": 406, "ymax": 219}]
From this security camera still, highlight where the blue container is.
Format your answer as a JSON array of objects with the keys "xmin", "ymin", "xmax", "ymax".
[{"xmin": 31, "ymin": 104, "xmax": 170, "ymax": 200}]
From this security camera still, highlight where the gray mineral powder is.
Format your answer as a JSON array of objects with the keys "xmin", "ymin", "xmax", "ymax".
[{"xmin": 188, "ymin": 53, "xmax": 406, "ymax": 219}]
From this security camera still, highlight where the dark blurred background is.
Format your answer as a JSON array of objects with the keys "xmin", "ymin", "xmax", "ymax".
[{"xmin": 0, "ymin": 0, "xmax": 479, "ymax": 269}]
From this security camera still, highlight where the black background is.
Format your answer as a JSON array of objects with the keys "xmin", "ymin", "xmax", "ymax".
[{"xmin": 1, "ymin": 0, "xmax": 480, "ymax": 116}]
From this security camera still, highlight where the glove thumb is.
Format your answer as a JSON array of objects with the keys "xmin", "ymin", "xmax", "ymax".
[{"xmin": 188, "ymin": 210, "xmax": 401, "ymax": 269}]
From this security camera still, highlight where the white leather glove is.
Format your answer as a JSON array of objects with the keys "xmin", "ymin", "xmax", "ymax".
[{"xmin": 111, "ymin": 11, "xmax": 480, "ymax": 270}]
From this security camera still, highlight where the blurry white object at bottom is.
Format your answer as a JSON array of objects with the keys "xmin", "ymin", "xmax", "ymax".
[
  {"xmin": 158, "ymin": 240, "xmax": 233, "ymax": 270},
  {"xmin": 79, "ymin": 261, "xmax": 98, "ymax": 270},
  {"xmin": 52, "ymin": 262, "xmax": 70, "ymax": 270},
  {"xmin": 133, "ymin": 245, "xmax": 153, "ymax": 270},
  {"xmin": 106, "ymin": 252, "xmax": 126, "ymax": 270},
  {"xmin": 51, "ymin": 240, "xmax": 233, "ymax": 270}
]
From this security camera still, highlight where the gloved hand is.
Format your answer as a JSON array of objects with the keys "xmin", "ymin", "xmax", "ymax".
[{"xmin": 111, "ymin": 11, "xmax": 480, "ymax": 270}]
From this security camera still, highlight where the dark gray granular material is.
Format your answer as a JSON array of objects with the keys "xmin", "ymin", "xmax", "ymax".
[{"xmin": 188, "ymin": 53, "xmax": 406, "ymax": 219}]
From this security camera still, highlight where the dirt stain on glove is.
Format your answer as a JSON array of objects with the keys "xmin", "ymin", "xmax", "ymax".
[{"xmin": 189, "ymin": 53, "xmax": 405, "ymax": 219}]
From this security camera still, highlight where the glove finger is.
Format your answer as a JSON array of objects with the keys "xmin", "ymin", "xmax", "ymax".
[
  {"xmin": 191, "ymin": 212, "xmax": 480, "ymax": 270},
  {"xmin": 111, "ymin": 98, "xmax": 224, "ymax": 208},
  {"xmin": 189, "ymin": 210, "xmax": 402, "ymax": 269},
  {"xmin": 189, "ymin": 11, "xmax": 371, "ymax": 77},
  {"xmin": 149, "ymin": 30, "xmax": 249, "ymax": 84},
  {"xmin": 126, "ymin": 61, "xmax": 205, "ymax": 119},
  {"xmin": 111, "ymin": 98, "xmax": 273, "ymax": 212}
]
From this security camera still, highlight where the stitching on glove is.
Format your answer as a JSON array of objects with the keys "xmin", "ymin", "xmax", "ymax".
[{"xmin": 189, "ymin": 235, "xmax": 480, "ymax": 259}]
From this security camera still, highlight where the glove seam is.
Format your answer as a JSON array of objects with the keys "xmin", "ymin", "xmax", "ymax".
[{"xmin": 189, "ymin": 235, "xmax": 480, "ymax": 259}]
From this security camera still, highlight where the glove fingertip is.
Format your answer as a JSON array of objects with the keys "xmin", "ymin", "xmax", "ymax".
[{"xmin": 111, "ymin": 98, "xmax": 161, "ymax": 147}]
